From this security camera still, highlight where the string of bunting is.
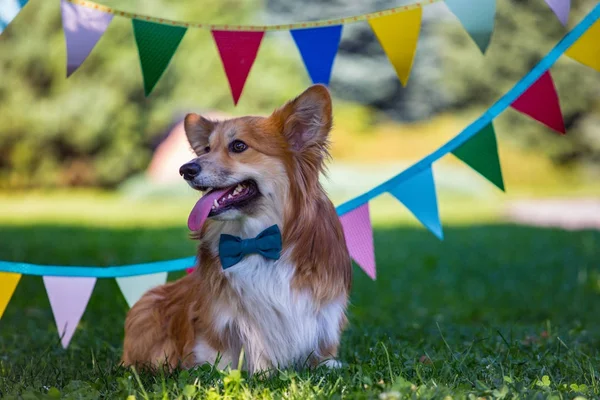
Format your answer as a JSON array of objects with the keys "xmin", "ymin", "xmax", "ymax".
[
  {"xmin": 1, "ymin": 0, "xmax": 572, "ymax": 102},
  {"xmin": 1, "ymin": 0, "xmax": 600, "ymax": 348}
]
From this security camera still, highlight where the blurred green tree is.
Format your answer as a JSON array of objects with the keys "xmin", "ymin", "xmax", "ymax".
[{"xmin": 0, "ymin": 0, "xmax": 306, "ymax": 188}]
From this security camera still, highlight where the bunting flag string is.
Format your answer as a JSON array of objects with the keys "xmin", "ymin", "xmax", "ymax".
[
  {"xmin": 1, "ymin": 0, "xmax": 582, "ymax": 102},
  {"xmin": 61, "ymin": 0, "xmax": 441, "ymax": 31}
]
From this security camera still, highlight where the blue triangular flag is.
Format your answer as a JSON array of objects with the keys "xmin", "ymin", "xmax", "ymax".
[
  {"xmin": 388, "ymin": 166, "xmax": 443, "ymax": 239},
  {"xmin": 0, "ymin": 0, "xmax": 28, "ymax": 35},
  {"xmin": 291, "ymin": 25, "xmax": 342, "ymax": 86}
]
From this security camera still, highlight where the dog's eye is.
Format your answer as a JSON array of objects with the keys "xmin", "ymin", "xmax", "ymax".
[
  {"xmin": 230, "ymin": 140, "xmax": 248, "ymax": 153},
  {"xmin": 204, "ymin": 146, "xmax": 210, "ymax": 153}
]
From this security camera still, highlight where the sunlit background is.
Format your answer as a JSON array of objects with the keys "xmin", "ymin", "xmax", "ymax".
[{"xmin": 1, "ymin": 0, "xmax": 598, "ymax": 233}]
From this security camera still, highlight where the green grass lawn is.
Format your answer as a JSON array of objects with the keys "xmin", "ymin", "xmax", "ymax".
[{"xmin": 0, "ymin": 193, "xmax": 599, "ymax": 399}]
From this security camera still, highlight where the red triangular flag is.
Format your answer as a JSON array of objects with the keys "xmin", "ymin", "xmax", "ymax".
[
  {"xmin": 510, "ymin": 71, "xmax": 566, "ymax": 134},
  {"xmin": 339, "ymin": 203, "xmax": 376, "ymax": 280},
  {"xmin": 212, "ymin": 30, "xmax": 264, "ymax": 105}
]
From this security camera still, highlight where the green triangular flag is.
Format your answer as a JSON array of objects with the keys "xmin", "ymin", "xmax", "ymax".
[
  {"xmin": 132, "ymin": 19, "xmax": 187, "ymax": 96},
  {"xmin": 452, "ymin": 123, "xmax": 505, "ymax": 191}
]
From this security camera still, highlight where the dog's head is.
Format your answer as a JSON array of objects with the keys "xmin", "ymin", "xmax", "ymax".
[{"xmin": 181, "ymin": 85, "xmax": 333, "ymax": 232}]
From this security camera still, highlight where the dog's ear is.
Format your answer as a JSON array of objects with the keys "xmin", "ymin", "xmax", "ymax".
[
  {"xmin": 274, "ymin": 85, "xmax": 332, "ymax": 152},
  {"xmin": 184, "ymin": 113, "xmax": 215, "ymax": 154}
]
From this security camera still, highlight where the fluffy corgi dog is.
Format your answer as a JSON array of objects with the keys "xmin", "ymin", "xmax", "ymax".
[{"xmin": 122, "ymin": 85, "xmax": 352, "ymax": 374}]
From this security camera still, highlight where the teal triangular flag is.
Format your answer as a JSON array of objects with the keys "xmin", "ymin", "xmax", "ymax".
[
  {"xmin": 445, "ymin": 0, "xmax": 496, "ymax": 53},
  {"xmin": 132, "ymin": 19, "xmax": 187, "ymax": 96},
  {"xmin": 452, "ymin": 123, "xmax": 505, "ymax": 191},
  {"xmin": 389, "ymin": 167, "xmax": 443, "ymax": 240}
]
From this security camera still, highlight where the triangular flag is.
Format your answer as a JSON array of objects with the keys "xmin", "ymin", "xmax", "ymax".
[
  {"xmin": 565, "ymin": 20, "xmax": 600, "ymax": 72},
  {"xmin": 445, "ymin": 0, "xmax": 495, "ymax": 53},
  {"xmin": 452, "ymin": 123, "xmax": 505, "ymax": 191},
  {"xmin": 510, "ymin": 71, "xmax": 566, "ymax": 134},
  {"xmin": 369, "ymin": 7, "xmax": 422, "ymax": 86},
  {"xmin": 212, "ymin": 30, "xmax": 264, "ymax": 105},
  {"xmin": 0, "ymin": 0, "xmax": 28, "ymax": 35},
  {"xmin": 61, "ymin": 0, "xmax": 113, "ymax": 77},
  {"xmin": 0, "ymin": 272, "xmax": 21, "ymax": 319},
  {"xmin": 339, "ymin": 203, "xmax": 376, "ymax": 280},
  {"xmin": 544, "ymin": 0, "xmax": 570, "ymax": 26},
  {"xmin": 116, "ymin": 272, "xmax": 167, "ymax": 308},
  {"xmin": 291, "ymin": 25, "xmax": 342, "ymax": 86},
  {"xmin": 388, "ymin": 167, "xmax": 443, "ymax": 240},
  {"xmin": 43, "ymin": 276, "xmax": 96, "ymax": 348},
  {"xmin": 132, "ymin": 19, "xmax": 187, "ymax": 96}
]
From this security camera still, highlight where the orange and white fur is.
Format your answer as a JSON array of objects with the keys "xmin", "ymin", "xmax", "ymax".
[{"xmin": 122, "ymin": 85, "xmax": 352, "ymax": 374}]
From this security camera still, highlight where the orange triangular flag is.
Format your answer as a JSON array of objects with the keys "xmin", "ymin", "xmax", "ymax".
[{"xmin": 369, "ymin": 7, "xmax": 422, "ymax": 86}]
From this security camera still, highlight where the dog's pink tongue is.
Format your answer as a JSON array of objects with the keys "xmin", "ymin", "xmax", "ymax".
[{"xmin": 187, "ymin": 189, "xmax": 228, "ymax": 231}]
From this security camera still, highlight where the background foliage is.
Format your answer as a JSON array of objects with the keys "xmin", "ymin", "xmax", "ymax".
[{"xmin": 0, "ymin": 0, "xmax": 599, "ymax": 189}]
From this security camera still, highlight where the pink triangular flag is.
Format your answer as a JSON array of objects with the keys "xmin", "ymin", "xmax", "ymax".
[
  {"xmin": 43, "ymin": 276, "xmax": 96, "ymax": 348},
  {"xmin": 510, "ymin": 71, "xmax": 566, "ymax": 134},
  {"xmin": 61, "ymin": 0, "xmax": 113, "ymax": 77},
  {"xmin": 339, "ymin": 203, "xmax": 376, "ymax": 280},
  {"xmin": 212, "ymin": 30, "xmax": 264, "ymax": 105}
]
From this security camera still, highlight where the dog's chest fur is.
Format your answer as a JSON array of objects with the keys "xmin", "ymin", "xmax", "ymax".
[{"xmin": 194, "ymin": 252, "xmax": 345, "ymax": 372}]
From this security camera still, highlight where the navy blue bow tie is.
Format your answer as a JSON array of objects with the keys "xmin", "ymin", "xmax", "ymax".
[{"xmin": 218, "ymin": 225, "xmax": 282, "ymax": 269}]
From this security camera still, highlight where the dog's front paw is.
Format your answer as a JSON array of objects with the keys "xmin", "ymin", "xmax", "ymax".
[{"xmin": 321, "ymin": 359, "xmax": 342, "ymax": 369}]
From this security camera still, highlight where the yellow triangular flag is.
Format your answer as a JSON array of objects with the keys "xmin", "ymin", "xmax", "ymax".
[
  {"xmin": 369, "ymin": 7, "xmax": 422, "ymax": 86},
  {"xmin": 565, "ymin": 20, "xmax": 600, "ymax": 72},
  {"xmin": 0, "ymin": 272, "xmax": 21, "ymax": 319}
]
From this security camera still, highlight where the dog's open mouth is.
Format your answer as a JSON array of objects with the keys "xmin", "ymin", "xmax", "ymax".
[
  {"xmin": 206, "ymin": 180, "xmax": 259, "ymax": 216},
  {"xmin": 187, "ymin": 180, "xmax": 260, "ymax": 231}
]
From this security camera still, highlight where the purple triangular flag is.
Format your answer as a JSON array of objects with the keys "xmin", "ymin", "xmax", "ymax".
[
  {"xmin": 339, "ymin": 203, "xmax": 376, "ymax": 280},
  {"xmin": 43, "ymin": 276, "xmax": 96, "ymax": 348},
  {"xmin": 61, "ymin": 0, "xmax": 113, "ymax": 77},
  {"xmin": 545, "ymin": 0, "xmax": 570, "ymax": 26}
]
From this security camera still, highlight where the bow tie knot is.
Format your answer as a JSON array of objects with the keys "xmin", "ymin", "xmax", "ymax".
[{"xmin": 218, "ymin": 225, "xmax": 282, "ymax": 269}]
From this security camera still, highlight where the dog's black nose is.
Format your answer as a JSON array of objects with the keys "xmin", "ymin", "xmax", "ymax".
[{"xmin": 179, "ymin": 162, "xmax": 201, "ymax": 180}]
